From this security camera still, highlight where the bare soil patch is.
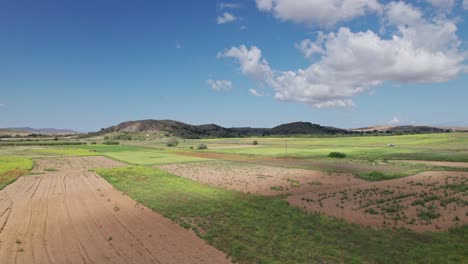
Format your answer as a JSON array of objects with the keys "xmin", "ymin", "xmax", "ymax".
[
  {"xmin": 0, "ymin": 157, "xmax": 229, "ymax": 263},
  {"xmin": 159, "ymin": 161, "xmax": 363, "ymax": 196},
  {"xmin": 288, "ymin": 171, "xmax": 468, "ymax": 232}
]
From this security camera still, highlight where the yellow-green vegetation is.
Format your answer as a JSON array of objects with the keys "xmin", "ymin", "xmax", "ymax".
[
  {"xmin": 97, "ymin": 166, "xmax": 468, "ymax": 264},
  {"xmin": 0, "ymin": 157, "xmax": 34, "ymax": 189},
  {"xmin": 34, "ymin": 148, "xmax": 96, "ymax": 156},
  {"xmin": 103, "ymin": 150, "xmax": 206, "ymax": 165},
  {"xmin": 172, "ymin": 133, "xmax": 468, "ymax": 162},
  {"xmin": 28, "ymin": 145, "xmax": 207, "ymax": 165},
  {"xmin": 75, "ymin": 145, "xmax": 207, "ymax": 165}
]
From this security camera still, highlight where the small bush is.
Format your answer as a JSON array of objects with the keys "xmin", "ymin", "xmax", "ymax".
[
  {"xmin": 328, "ymin": 152, "xmax": 346, "ymax": 158},
  {"xmin": 253, "ymin": 140, "xmax": 258, "ymax": 145},
  {"xmin": 197, "ymin": 144, "xmax": 207, "ymax": 150},
  {"xmin": 113, "ymin": 134, "xmax": 132, "ymax": 140},
  {"xmin": 103, "ymin": 140, "xmax": 120, "ymax": 145},
  {"xmin": 89, "ymin": 141, "xmax": 97, "ymax": 145},
  {"xmin": 166, "ymin": 138, "xmax": 179, "ymax": 147}
]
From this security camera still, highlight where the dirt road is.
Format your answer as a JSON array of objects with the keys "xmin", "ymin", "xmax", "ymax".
[{"xmin": 0, "ymin": 156, "xmax": 230, "ymax": 264}]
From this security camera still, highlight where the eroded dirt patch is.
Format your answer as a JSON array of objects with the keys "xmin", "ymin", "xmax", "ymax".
[
  {"xmin": 288, "ymin": 171, "xmax": 468, "ymax": 232},
  {"xmin": 0, "ymin": 157, "xmax": 229, "ymax": 264},
  {"xmin": 159, "ymin": 161, "xmax": 363, "ymax": 195}
]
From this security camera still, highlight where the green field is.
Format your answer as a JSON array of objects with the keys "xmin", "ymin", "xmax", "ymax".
[
  {"xmin": 173, "ymin": 133, "xmax": 468, "ymax": 162},
  {"xmin": 0, "ymin": 156, "xmax": 34, "ymax": 189},
  {"xmin": 39, "ymin": 144, "xmax": 208, "ymax": 165}
]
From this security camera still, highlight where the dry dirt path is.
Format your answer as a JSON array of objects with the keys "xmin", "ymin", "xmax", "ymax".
[{"xmin": 0, "ymin": 156, "xmax": 230, "ymax": 264}]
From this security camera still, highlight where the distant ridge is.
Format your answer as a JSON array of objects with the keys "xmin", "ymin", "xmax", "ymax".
[
  {"xmin": 352, "ymin": 125, "xmax": 451, "ymax": 133},
  {"xmin": 95, "ymin": 119, "xmax": 348, "ymax": 138},
  {"xmin": 6, "ymin": 127, "xmax": 78, "ymax": 134}
]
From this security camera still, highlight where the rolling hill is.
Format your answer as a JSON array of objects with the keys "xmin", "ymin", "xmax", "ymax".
[{"xmin": 94, "ymin": 120, "xmax": 349, "ymax": 139}]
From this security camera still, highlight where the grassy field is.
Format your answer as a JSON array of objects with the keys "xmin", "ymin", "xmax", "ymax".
[
  {"xmin": 38, "ymin": 144, "xmax": 209, "ymax": 165},
  {"xmin": 0, "ymin": 156, "xmax": 34, "ymax": 189},
  {"xmin": 97, "ymin": 166, "xmax": 468, "ymax": 264},
  {"xmin": 164, "ymin": 133, "xmax": 468, "ymax": 162}
]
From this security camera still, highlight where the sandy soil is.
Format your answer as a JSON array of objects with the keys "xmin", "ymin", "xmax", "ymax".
[
  {"xmin": 288, "ymin": 171, "xmax": 468, "ymax": 232},
  {"xmin": 159, "ymin": 161, "xmax": 363, "ymax": 196},
  {"xmin": 0, "ymin": 157, "xmax": 229, "ymax": 264},
  {"xmin": 398, "ymin": 160, "xmax": 468, "ymax": 168}
]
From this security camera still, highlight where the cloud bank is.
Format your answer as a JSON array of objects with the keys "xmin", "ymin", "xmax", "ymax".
[{"xmin": 219, "ymin": 1, "xmax": 466, "ymax": 108}]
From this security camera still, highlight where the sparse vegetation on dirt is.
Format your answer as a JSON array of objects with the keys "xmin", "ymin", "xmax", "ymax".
[{"xmin": 97, "ymin": 165, "xmax": 468, "ymax": 264}]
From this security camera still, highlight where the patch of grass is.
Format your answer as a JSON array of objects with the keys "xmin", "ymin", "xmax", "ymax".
[
  {"xmin": 286, "ymin": 178, "xmax": 301, "ymax": 188},
  {"xmin": 270, "ymin": 186, "xmax": 284, "ymax": 191},
  {"xmin": 43, "ymin": 168, "xmax": 58, "ymax": 172},
  {"xmin": 358, "ymin": 171, "xmax": 406, "ymax": 181},
  {"xmin": 0, "ymin": 157, "xmax": 34, "ymax": 190},
  {"xmin": 418, "ymin": 205, "xmax": 441, "ymax": 222},
  {"xmin": 328, "ymin": 152, "xmax": 346, "ymax": 158},
  {"xmin": 97, "ymin": 166, "xmax": 468, "ymax": 264},
  {"xmin": 35, "ymin": 148, "xmax": 95, "ymax": 156},
  {"xmin": 103, "ymin": 150, "xmax": 207, "ymax": 165},
  {"xmin": 33, "ymin": 145, "xmax": 207, "ymax": 165}
]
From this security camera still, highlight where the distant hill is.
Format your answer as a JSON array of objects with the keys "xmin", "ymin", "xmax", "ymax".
[
  {"xmin": 388, "ymin": 126, "xmax": 448, "ymax": 133},
  {"xmin": 353, "ymin": 125, "xmax": 451, "ymax": 133},
  {"xmin": 268, "ymin": 122, "xmax": 350, "ymax": 135},
  {"xmin": 94, "ymin": 120, "xmax": 346, "ymax": 139},
  {"xmin": 6, "ymin": 127, "xmax": 78, "ymax": 134},
  {"xmin": 96, "ymin": 119, "xmax": 259, "ymax": 138}
]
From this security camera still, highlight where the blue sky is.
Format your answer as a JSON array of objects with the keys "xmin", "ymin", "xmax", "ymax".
[{"xmin": 1, "ymin": 0, "xmax": 467, "ymax": 131}]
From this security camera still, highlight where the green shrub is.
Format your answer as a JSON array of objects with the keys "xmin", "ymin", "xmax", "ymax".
[
  {"xmin": 166, "ymin": 138, "xmax": 179, "ymax": 147},
  {"xmin": 197, "ymin": 143, "xmax": 207, "ymax": 150},
  {"xmin": 328, "ymin": 152, "xmax": 346, "ymax": 158},
  {"xmin": 253, "ymin": 140, "xmax": 258, "ymax": 145},
  {"xmin": 112, "ymin": 134, "xmax": 132, "ymax": 140},
  {"xmin": 102, "ymin": 140, "xmax": 120, "ymax": 145}
]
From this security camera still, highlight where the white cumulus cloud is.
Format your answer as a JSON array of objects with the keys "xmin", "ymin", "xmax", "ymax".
[
  {"xmin": 219, "ymin": 2, "xmax": 466, "ymax": 108},
  {"xmin": 255, "ymin": 0, "xmax": 382, "ymax": 26},
  {"xmin": 426, "ymin": 0, "xmax": 455, "ymax": 12},
  {"xmin": 219, "ymin": 2, "xmax": 242, "ymax": 9},
  {"xmin": 206, "ymin": 79, "xmax": 233, "ymax": 91},
  {"xmin": 217, "ymin": 12, "xmax": 238, "ymax": 24},
  {"xmin": 387, "ymin": 117, "xmax": 401, "ymax": 125},
  {"xmin": 217, "ymin": 45, "xmax": 273, "ymax": 82},
  {"xmin": 249, "ymin": 89, "xmax": 265, "ymax": 97},
  {"xmin": 295, "ymin": 33, "xmax": 326, "ymax": 58}
]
